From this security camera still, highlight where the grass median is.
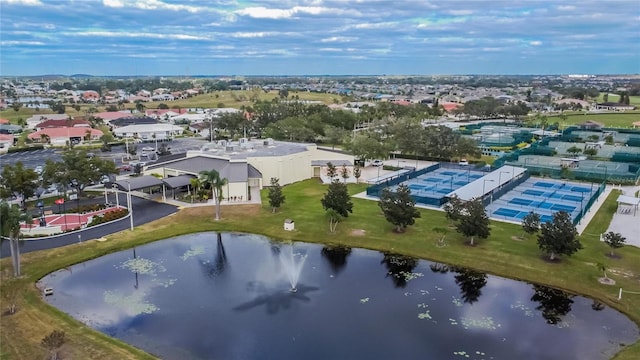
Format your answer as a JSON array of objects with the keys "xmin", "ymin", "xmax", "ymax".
[{"xmin": 1, "ymin": 180, "xmax": 639, "ymax": 359}]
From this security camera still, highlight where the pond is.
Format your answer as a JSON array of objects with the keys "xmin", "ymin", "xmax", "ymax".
[{"xmin": 39, "ymin": 232, "xmax": 638, "ymax": 360}]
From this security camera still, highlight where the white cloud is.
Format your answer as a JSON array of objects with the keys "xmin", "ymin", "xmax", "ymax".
[
  {"xmin": 1, "ymin": 0, "xmax": 43, "ymax": 5},
  {"xmin": 557, "ymin": 5, "xmax": 576, "ymax": 11},
  {"xmin": 320, "ymin": 36, "xmax": 357, "ymax": 43},
  {"xmin": 70, "ymin": 31, "xmax": 211, "ymax": 41},
  {"xmin": 231, "ymin": 31, "xmax": 277, "ymax": 38},
  {"xmin": 529, "ymin": 40, "xmax": 543, "ymax": 46},
  {"xmin": 102, "ymin": 0, "xmax": 211, "ymax": 13},
  {"xmin": 448, "ymin": 9, "xmax": 474, "ymax": 16},
  {"xmin": 103, "ymin": 0, "xmax": 124, "ymax": 7},
  {"xmin": 235, "ymin": 5, "xmax": 359, "ymax": 19},
  {"xmin": 1, "ymin": 40, "xmax": 45, "ymax": 45}
]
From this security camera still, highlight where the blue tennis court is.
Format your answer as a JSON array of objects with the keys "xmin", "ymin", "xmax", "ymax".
[
  {"xmin": 551, "ymin": 204, "xmax": 575, "ymax": 212},
  {"xmin": 523, "ymin": 189, "xmax": 544, "ymax": 196},
  {"xmin": 562, "ymin": 194, "xmax": 583, "ymax": 202},
  {"xmin": 571, "ymin": 186, "xmax": 591, "ymax": 193},
  {"xmin": 441, "ymin": 171, "xmax": 458, "ymax": 176},
  {"xmin": 408, "ymin": 184, "xmax": 425, "ymax": 191},
  {"xmin": 486, "ymin": 177, "xmax": 599, "ymax": 225},
  {"xmin": 509, "ymin": 198, "xmax": 533, "ymax": 206},
  {"xmin": 423, "ymin": 177, "xmax": 441, "ymax": 183},
  {"xmin": 494, "ymin": 207, "xmax": 554, "ymax": 223}
]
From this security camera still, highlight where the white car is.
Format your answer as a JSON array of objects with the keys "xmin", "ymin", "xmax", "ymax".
[
  {"xmin": 371, "ymin": 160, "xmax": 384, "ymax": 167},
  {"xmin": 142, "ymin": 146, "xmax": 154, "ymax": 152},
  {"xmin": 458, "ymin": 159, "xmax": 469, "ymax": 166}
]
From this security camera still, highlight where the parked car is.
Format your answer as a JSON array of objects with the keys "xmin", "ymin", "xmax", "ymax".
[
  {"xmin": 118, "ymin": 164, "xmax": 132, "ymax": 171},
  {"xmin": 458, "ymin": 159, "xmax": 469, "ymax": 166},
  {"xmin": 142, "ymin": 146, "xmax": 154, "ymax": 152},
  {"xmin": 371, "ymin": 159, "xmax": 384, "ymax": 167}
]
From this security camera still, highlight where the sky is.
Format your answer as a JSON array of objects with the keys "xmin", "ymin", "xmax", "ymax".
[{"xmin": 0, "ymin": 0, "xmax": 639, "ymax": 76}]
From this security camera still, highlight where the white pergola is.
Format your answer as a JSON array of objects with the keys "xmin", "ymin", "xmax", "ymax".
[{"xmin": 616, "ymin": 194, "xmax": 640, "ymax": 216}]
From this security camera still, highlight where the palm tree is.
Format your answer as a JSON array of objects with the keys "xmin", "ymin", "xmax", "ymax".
[
  {"xmin": 199, "ymin": 169, "xmax": 227, "ymax": 221},
  {"xmin": 189, "ymin": 177, "xmax": 202, "ymax": 202},
  {"xmin": 0, "ymin": 202, "xmax": 31, "ymax": 277}
]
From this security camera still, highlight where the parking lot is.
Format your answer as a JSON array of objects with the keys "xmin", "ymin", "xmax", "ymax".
[{"xmin": 0, "ymin": 148, "xmax": 62, "ymax": 171}]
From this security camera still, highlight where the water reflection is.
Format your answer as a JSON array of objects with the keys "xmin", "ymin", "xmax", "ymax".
[
  {"xmin": 38, "ymin": 233, "xmax": 638, "ymax": 360},
  {"xmin": 233, "ymin": 284, "xmax": 320, "ymax": 314},
  {"xmin": 321, "ymin": 246, "xmax": 352, "ymax": 275},
  {"xmin": 530, "ymin": 284, "xmax": 575, "ymax": 325},
  {"xmin": 591, "ymin": 300, "xmax": 605, "ymax": 312},
  {"xmin": 201, "ymin": 232, "xmax": 228, "ymax": 278},
  {"xmin": 452, "ymin": 268, "xmax": 488, "ymax": 305},
  {"xmin": 381, "ymin": 253, "xmax": 418, "ymax": 288},
  {"xmin": 427, "ymin": 263, "xmax": 488, "ymax": 304}
]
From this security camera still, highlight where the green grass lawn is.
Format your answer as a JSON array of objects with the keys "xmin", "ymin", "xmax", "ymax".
[
  {"xmin": 597, "ymin": 94, "xmax": 640, "ymax": 107},
  {"xmin": 545, "ymin": 112, "xmax": 640, "ymax": 128},
  {"xmin": 1, "ymin": 180, "xmax": 639, "ymax": 359},
  {"xmin": 0, "ymin": 90, "xmax": 342, "ymax": 124}
]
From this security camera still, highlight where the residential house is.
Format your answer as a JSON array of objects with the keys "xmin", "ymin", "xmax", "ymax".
[
  {"xmin": 28, "ymin": 127, "xmax": 104, "ymax": 146},
  {"xmin": 34, "ymin": 119, "xmax": 91, "ymax": 131}
]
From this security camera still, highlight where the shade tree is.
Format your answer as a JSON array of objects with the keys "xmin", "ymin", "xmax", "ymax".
[
  {"xmin": 521, "ymin": 211, "xmax": 541, "ymax": 239},
  {"xmin": 378, "ymin": 185, "xmax": 421, "ymax": 233},
  {"xmin": 454, "ymin": 198, "xmax": 491, "ymax": 246},
  {"xmin": 0, "ymin": 162, "xmax": 39, "ymax": 209},
  {"xmin": 537, "ymin": 211, "xmax": 581, "ymax": 261},
  {"xmin": 602, "ymin": 231, "xmax": 626, "ymax": 258},
  {"xmin": 321, "ymin": 180, "xmax": 353, "ymax": 218},
  {"xmin": 267, "ymin": 177, "xmax": 286, "ymax": 213}
]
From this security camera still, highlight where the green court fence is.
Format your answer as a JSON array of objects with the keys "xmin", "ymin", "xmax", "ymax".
[{"xmin": 573, "ymin": 182, "xmax": 606, "ymax": 225}]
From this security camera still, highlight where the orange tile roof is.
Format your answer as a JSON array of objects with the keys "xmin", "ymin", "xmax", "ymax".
[{"xmin": 27, "ymin": 127, "xmax": 103, "ymax": 139}]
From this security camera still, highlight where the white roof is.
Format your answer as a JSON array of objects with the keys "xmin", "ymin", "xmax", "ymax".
[
  {"xmin": 171, "ymin": 113, "xmax": 207, "ymax": 122},
  {"xmin": 113, "ymin": 124, "xmax": 184, "ymax": 135},
  {"xmin": 449, "ymin": 165, "xmax": 527, "ymax": 201},
  {"xmin": 617, "ymin": 195, "xmax": 640, "ymax": 206}
]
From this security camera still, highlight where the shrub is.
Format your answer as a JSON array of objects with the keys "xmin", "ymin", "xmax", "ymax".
[{"xmin": 87, "ymin": 208, "xmax": 129, "ymax": 227}]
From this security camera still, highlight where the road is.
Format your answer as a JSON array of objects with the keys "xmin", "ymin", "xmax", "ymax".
[{"xmin": 0, "ymin": 194, "xmax": 178, "ymax": 258}]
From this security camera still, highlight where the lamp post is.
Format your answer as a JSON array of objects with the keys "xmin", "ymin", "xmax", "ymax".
[
  {"xmin": 71, "ymin": 179, "xmax": 81, "ymax": 230},
  {"xmin": 499, "ymin": 171, "xmax": 510, "ymax": 189},
  {"xmin": 35, "ymin": 188, "xmax": 46, "ymax": 227},
  {"xmin": 596, "ymin": 163, "xmax": 608, "ymax": 184},
  {"xmin": 36, "ymin": 199, "xmax": 46, "ymax": 227},
  {"xmin": 113, "ymin": 183, "xmax": 120, "ymax": 207},
  {"xmin": 127, "ymin": 181, "xmax": 134, "ymax": 231},
  {"xmin": 483, "ymin": 179, "xmax": 495, "ymax": 203}
]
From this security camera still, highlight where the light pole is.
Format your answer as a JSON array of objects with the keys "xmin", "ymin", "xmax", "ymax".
[
  {"xmin": 104, "ymin": 180, "xmax": 109, "ymax": 205},
  {"xmin": 113, "ymin": 183, "xmax": 120, "ymax": 207},
  {"xmin": 127, "ymin": 181, "xmax": 134, "ymax": 231},
  {"xmin": 71, "ymin": 179, "xmax": 81, "ymax": 230},
  {"xmin": 596, "ymin": 163, "xmax": 608, "ymax": 184},
  {"xmin": 499, "ymin": 171, "xmax": 510, "ymax": 189},
  {"xmin": 483, "ymin": 179, "xmax": 495, "ymax": 203},
  {"xmin": 36, "ymin": 188, "xmax": 46, "ymax": 227}
]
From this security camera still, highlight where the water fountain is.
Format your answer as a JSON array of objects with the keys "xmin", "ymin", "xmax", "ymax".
[{"xmin": 279, "ymin": 245, "xmax": 307, "ymax": 293}]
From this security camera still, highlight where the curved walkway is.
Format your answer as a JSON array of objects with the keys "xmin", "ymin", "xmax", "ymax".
[{"xmin": 0, "ymin": 194, "xmax": 178, "ymax": 258}]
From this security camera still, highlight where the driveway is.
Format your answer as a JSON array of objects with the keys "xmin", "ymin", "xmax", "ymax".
[{"xmin": 0, "ymin": 194, "xmax": 178, "ymax": 258}]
